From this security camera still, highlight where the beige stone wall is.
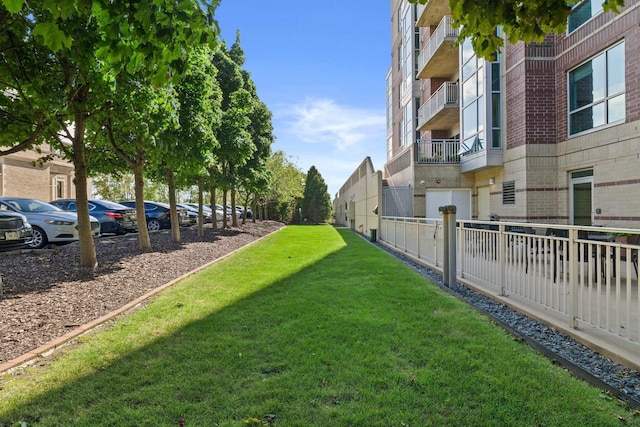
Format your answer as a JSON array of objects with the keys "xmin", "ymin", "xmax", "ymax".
[
  {"xmin": 0, "ymin": 145, "xmax": 86, "ymax": 202},
  {"xmin": 413, "ymin": 164, "xmax": 474, "ymax": 217},
  {"xmin": 557, "ymin": 122, "xmax": 640, "ymax": 227},
  {"xmin": 333, "ymin": 157, "xmax": 382, "ymax": 237}
]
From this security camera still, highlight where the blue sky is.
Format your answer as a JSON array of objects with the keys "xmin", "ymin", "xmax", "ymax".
[{"xmin": 214, "ymin": 1, "xmax": 389, "ymax": 198}]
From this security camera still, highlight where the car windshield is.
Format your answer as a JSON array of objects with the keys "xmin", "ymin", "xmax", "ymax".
[{"xmin": 3, "ymin": 198, "xmax": 60, "ymax": 213}]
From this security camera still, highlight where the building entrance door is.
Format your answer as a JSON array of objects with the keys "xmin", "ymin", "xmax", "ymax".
[
  {"xmin": 570, "ymin": 170, "xmax": 593, "ymax": 226},
  {"xmin": 477, "ymin": 186, "xmax": 491, "ymax": 220}
]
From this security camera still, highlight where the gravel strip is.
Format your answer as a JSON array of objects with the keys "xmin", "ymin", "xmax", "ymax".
[{"xmin": 370, "ymin": 234, "xmax": 640, "ymax": 407}]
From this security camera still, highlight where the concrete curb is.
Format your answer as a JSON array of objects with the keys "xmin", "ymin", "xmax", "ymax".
[{"xmin": 0, "ymin": 224, "xmax": 285, "ymax": 375}]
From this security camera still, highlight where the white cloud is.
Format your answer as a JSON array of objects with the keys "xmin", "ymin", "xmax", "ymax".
[{"xmin": 276, "ymin": 98, "xmax": 386, "ymax": 151}]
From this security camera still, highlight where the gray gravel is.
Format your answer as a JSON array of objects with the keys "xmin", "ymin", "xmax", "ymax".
[{"xmin": 372, "ymin": 235, "xmax": 640, "ymax": 407}]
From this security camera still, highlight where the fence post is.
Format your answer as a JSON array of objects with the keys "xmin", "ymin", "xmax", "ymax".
[
  {"xmin": 569, "ymin": 228, "xmax": 579, "ymax": 329},
  {"xmin": 439, "ymin": 205, "xmax": 457, "ymax": 288},
  {"xmin": 499, "ymin": 223, "xmax": 506, "ymax": 296}
]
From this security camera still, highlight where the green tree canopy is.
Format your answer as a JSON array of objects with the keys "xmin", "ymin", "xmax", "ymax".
[
  {"xmin": 409, "ymin": 0, "xmax": 625, "ymax": 60},
  {"xmin": 301, "ymin": 166, "xmax": 332, "ymax": 224},
  {"xmin": 265, "ymin": 151, "xmax": 305, "ymax": 222},
  {"xmin": 0, "ymin": 0, "xmax": 218, "ymax": 267}
]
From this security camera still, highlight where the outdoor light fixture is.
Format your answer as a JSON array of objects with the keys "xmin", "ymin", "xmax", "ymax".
[{"xmin": 489, "ymin": 177, "xmax": 495, "ymax": 185}]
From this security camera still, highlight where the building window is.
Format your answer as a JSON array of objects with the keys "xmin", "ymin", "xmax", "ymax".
[
  {"xmin": 568, "ymin": 41, "xmax": 625, "ymax": 136},
  {"xmin": 502, "ymin": 181, "xmax": 515, "ymax": 205},
  {"xmin": 55, "ymin": 179, "xmax": 65, "ymax": 199},
  {"xmin": 568, "ymin": 0, "xmax": 603, "ymax": 33}
]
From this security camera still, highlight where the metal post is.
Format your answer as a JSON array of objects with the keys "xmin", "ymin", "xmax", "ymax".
[
  {"xmin": 440, "ymin": 206, "xmax": 450, "ymax": 286},
  {"xmin": 447, "ymin": 205, "xmax": 457, "ymax": 288},
  {"xmin": 439, "ymin": 205, "xmax": 457, "ymax": 288}
]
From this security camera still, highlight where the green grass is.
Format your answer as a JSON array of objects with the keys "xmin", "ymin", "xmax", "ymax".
[{"xmin": 1, "ymin": 225, "xmax": 638, "ymax": 426}]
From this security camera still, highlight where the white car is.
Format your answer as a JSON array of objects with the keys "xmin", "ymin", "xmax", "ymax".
[{"xmin": 0, "ymin": 197, "xmax": 100, "ymax": 249}]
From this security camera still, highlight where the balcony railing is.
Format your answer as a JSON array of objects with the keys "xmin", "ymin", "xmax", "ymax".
[
  {"xmin": 417, "ymin": 82, "xmax": 459, "ymax": 130},
  {"xmin": 417, "ymin": 15, "xmax": 459, "ymax": 79},
  {"xmin": 415, "ymin": 139, "xmax": 461, "ymax": 164}
]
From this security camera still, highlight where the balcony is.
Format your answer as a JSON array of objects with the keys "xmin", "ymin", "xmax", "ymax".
[
  {"xmin": 415, "ymin": 139, "xmax": 460, "ymax": 164},
  {"xmin": 417, "ymin": 82, "xmax": 459, "ymax": 131},
  {"xmin": 416, "ymin": 0, "xmax": 451, "ymax": 27},
  {"xmin": 416, "ymin": 15, "xmax": 459, "ymax": 80}
]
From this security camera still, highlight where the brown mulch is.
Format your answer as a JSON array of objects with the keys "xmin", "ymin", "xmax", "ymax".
[{"xmin": 0, "ymin": 220, "xmax": 284, "ymax": 365}]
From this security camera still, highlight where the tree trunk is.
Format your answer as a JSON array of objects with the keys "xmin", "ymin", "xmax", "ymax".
[
  {"xmin": 71, "ymin": 112, "xmax": 98, "ymax": 269},
  {"xmin": 252, "ymin": 193, "xmax": 257, "ymax": 223},
  {"xmin": 209, "ymin": 186, "xmax": 217, "ymax": 231},
  {"xmin": 222, "ymin": 189, "xmax": 229, "ymax": 228},
  {"xmin": 167, "ymin": 168, "xmax": 180, "ymax": 243},
  {"xmin": 197, "ymin": 176, "xmax": 204, "ymax": 237},
  {"xmin": 133, "ymin": 158, "xmax": 152, "ymax": 252},
  {"xmin": 231, "ymin": 188, "xmax": 238, "ymax": 227}
]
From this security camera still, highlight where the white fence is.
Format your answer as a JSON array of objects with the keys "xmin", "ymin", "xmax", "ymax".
[{"xmin": 380, "ymin": 217, "xmax": 640, "ymax": 348}]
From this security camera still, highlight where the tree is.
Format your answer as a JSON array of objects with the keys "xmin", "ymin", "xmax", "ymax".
[
  {"xmin": 235, "ymin": 71, "xmax": 274, "ymax": 224},
  {"xmin": 0, "ymin": 0, "xmax": 217, "ymax": 267},
  {"xmin": 409, "ymin": 0, "xmax": 625, "ymax": 60},
  {"xmin": 100, "ymin": 79, "xmax": 176, "ymax": 252},
  {"xmin": 209, "ymin": 38, "xmax": 255, "ymax": 228},
  {"xmin": 301, "ymin": 166, "xmax": 331, "ymax": 224},
  {"xmin": 264, "ymin": 151, "xmax": 305, "ymax": 222},
  {"xmin": 150, "ymin": 47, "xmax": 222, "ymax": 241}
]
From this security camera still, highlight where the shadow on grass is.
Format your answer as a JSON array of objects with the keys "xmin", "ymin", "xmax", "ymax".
[{"xmin": 1, "ymin": 227, "xmax": 636, "ymax": 426}]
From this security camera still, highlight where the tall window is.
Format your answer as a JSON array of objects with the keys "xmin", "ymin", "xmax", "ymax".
[
  {"xmin": 568, "ymin": 42, "xmax": 625, "ymax": 135},
  {"xmin": 460, "ymin": 38, "xmax": 484, "ymax": 154},
  {"xmin": 55, "ymin": 179, "xmax": 65, "ymax": 199},
  {"xmin": 568, "ymin": 0, "xmax": 603, "ymax": 32}
]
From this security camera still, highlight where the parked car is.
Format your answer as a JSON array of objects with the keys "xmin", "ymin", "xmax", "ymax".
[
  {"xmin": 119, "ymin": 201, "xmax": 191, "ymax": 232},
  {"xmin": 211, "ymin": 204, "xmax": 231, "ymax": 221},
  {"xmin": 225, "ymin": 204, "xmax": 241, "ymax": 220},
  {"xmin": 178, "ymin": 203, "xmax": 213, "ymax": 223},
  {"xmin": 176, "ymin": 203, "xmax": 200, "ymax": 224},
  {"xmin": 0, "ymin": 210, "xmax": 33, "ymax": 251},
  {"xmin": 0, "ymin": 197, "xmax": 100, "ymax": 249},
  {"xmin": 50, "ymin": 199, "xmax": 137, "ymax": 235},
  {"xmin": 235, "ymin": 206, "xmax": 253, "ymax": 219}
]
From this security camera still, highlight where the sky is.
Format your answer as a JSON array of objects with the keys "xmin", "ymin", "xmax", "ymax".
[{"xmin": 214, "ymin": 1, "xmax": 390, "ymax": 198}]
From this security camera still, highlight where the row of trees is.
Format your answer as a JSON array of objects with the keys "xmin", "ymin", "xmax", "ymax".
[{"xmin": 0, "ymin": 1, "xmax": 279, "ymax": 269}]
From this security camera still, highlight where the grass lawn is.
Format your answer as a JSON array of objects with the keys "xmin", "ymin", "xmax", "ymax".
[{"xmin": 1, "ymin": 225, "xmax": 639, "ymax": 426}]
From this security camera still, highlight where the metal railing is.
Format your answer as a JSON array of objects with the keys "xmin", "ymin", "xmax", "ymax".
[
  {"xmin": 417, "ymin": 82, "xmax": 459, "ymax": 128},
  {"xmin": 380, "ymin": 217, "xmax": 640, "ymax": 350},
  {"xmin": 417, "ymin": 15, "xmax": 458, "ymax": 75},
  {"xmin": 415, "ymin": 139, "xmax": 460, "ymax": 164}
]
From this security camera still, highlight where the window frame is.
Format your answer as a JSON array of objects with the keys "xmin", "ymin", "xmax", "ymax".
[
  {"xmin": 567, "ymin": 41, "xmax": 625, "ymax": 137},
  {"xmin": 567, "ymin": 0, "xmax": 603, "ymax": 33}
]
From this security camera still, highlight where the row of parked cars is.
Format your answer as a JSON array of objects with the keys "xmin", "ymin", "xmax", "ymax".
[{"xmin": 0, "ymin": 197, "xmax": 251, "ymax": 251}]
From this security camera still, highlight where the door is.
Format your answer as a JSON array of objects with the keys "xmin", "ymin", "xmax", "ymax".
[
  {"xmin": 570, "ymin": 170, "xmax": 593, "ymax": 226},
  {"xmin": 477, "ymin": 186, "xmax": 491, "ymax": 221},
  {"xmin": 425, "ymin": 189, "xmax": 472, "ymax": 220}
]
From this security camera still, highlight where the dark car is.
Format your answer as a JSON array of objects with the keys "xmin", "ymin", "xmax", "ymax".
[
  {"xmin": 0, "ymin": 210, "xmax": 33, "ymax": 251},
  {"xmin": 119, "ymin": 201, "xmax": 190, "ymax": 232},
  {"xmin": 50, "ymin": 199, "xmax": 137, "ymax": 235}
]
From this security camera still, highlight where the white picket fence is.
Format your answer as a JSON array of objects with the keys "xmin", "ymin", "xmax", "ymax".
[{"xmin": 380, "ymin": 217, "xmax": 640, "ymax": 347}]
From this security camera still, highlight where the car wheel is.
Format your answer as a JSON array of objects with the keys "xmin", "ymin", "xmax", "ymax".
[
  {"xmin": 27, "ymin": 226, "xmax": 48, "ymax": 249},
  {"xmin": 147, "ymin": 219, "xmax": 161, "ymax": 232}
]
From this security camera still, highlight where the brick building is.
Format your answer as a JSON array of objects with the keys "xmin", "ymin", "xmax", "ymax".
[{"xmin": 384, "ymin": 0, "xmax": 640, "ymax": 228}]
